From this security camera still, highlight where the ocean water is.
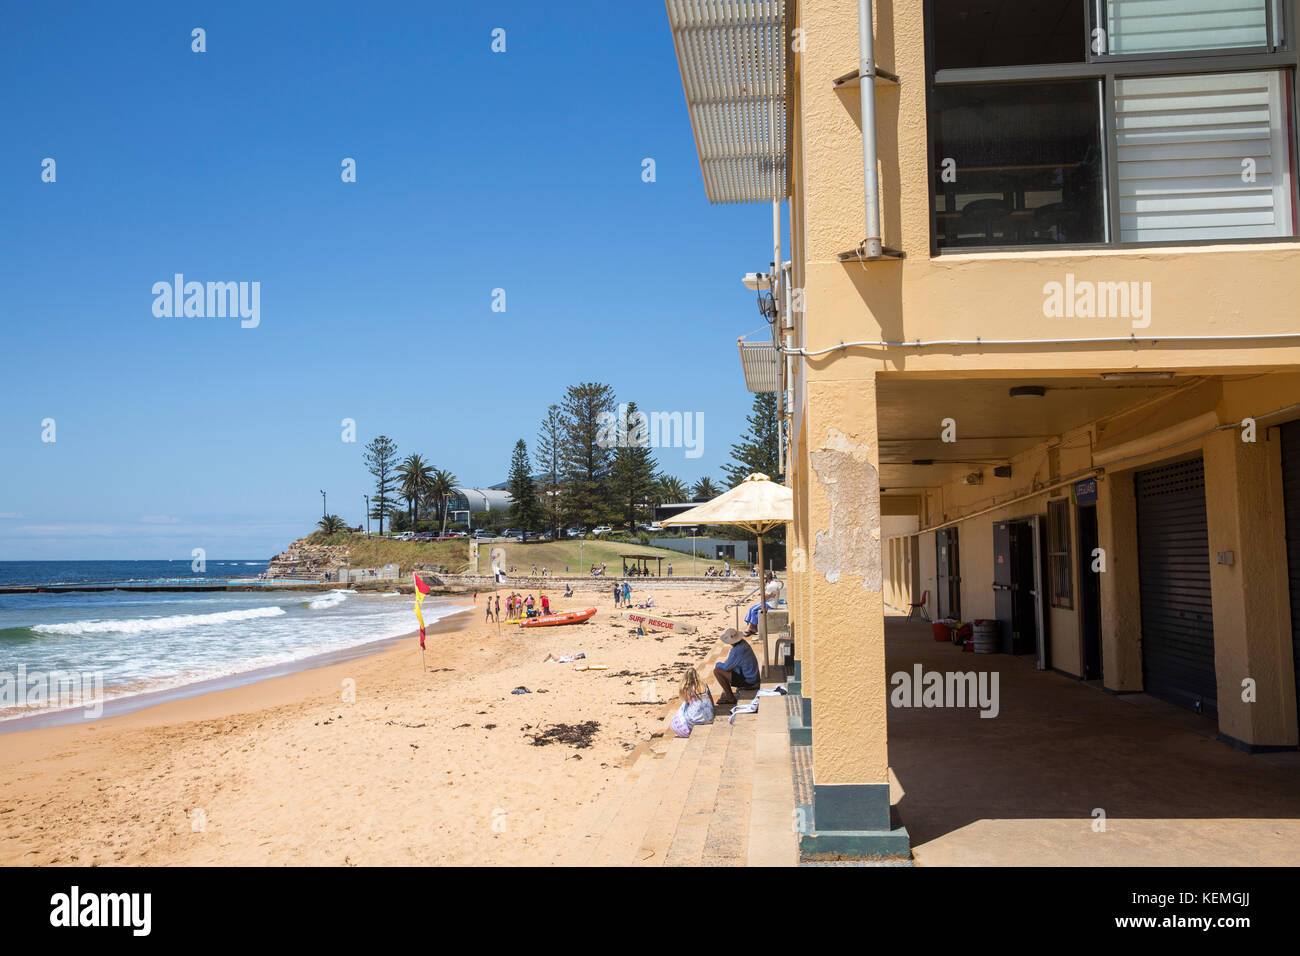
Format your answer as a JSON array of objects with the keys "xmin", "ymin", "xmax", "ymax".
[
  {"xmin": 0, "ymin": 562, "xmax": 465, "ymax": 722},
  {"xmin": 0, "ymin": 559, "xmax": 272, "ymax": 588}
]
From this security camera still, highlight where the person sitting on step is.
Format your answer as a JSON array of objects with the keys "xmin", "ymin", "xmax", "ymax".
[{"xmin": 713, "ymin": 627, "xmax": 761, "ymax": 707}]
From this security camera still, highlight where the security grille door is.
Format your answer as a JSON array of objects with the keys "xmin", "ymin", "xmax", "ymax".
[
  {"xmin": 1135, "ymin": 458, "xmax": 1217, "ymax": 717},
  {"xmin": 1279, "ymin": 421, "xmax": 1300, "ymax": 731}
]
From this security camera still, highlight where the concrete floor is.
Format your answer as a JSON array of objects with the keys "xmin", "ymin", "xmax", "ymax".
[{"xmin": 884, "ymin": 616, "xmax": 1300, "ymax": 866}]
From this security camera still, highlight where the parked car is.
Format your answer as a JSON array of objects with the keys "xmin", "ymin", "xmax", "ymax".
[
  {"xmin": 501, "ymin": 528, "xmax": 519, "ymax": 539},
  {"xmin": 565, "ymin": 527, "xmax": 584, "ymax": 539},
  {"xmin": 645, "ymin": 522, "xmax": 663, "ymax": 533},
  {"xmin": 591, "ymin": 525, "xmax": 612, "ymax": 537},
  {"xmin": 472, "ymin": 530, "xmax": 496, "ymax": 539}
]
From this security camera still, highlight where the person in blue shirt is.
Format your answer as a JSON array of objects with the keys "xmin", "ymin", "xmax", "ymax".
[{"xmin": 713, "ymin": 627, "xmax": 761, "ymax": 706}]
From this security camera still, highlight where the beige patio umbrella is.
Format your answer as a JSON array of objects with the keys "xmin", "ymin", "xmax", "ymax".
[{"xmin": 661, "ymin": 473, "xmax": 793, "ymax": 669}]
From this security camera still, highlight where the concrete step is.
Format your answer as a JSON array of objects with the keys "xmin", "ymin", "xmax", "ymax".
[
  {"xmin": 589, "ymin": 735, "xmax": 690, "ymax": 866},
  {"xmin": 747, "ymin": 695, "xmax": 799, "ymax": 866},
  {"xmin": 634, "ymin": 721, "xmax": 716, "ymax": 866},
  {"xmin": 663, "ymin": 711, "xmax": 734, "ymax": 866},
  {"xmin": 553, "ymin": 750, "xmax": 654, "ymax": 865},
  {"xmin": 701, "ymin": 711, "xmax": 759, "ymax": 865}
]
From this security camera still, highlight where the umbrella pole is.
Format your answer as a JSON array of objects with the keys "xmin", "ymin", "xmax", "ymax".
[{"xmin": 757, "ymin": 532, "xmax": 768, "ymax": 677}]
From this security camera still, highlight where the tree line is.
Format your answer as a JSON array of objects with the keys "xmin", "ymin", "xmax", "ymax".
[
  {"xmin": 326, "ymin": 386, "xmax": 779, "ymax": 543},
  {"xmin": 506, "ymin": 383, "xmax": 779, "ymax": 536}
]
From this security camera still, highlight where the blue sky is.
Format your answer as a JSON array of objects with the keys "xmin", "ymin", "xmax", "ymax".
[{"xmin": 0, "ymin": 1, "xmax": 779, "ymax": 560}]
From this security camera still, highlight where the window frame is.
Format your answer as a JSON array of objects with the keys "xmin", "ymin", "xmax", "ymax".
[
  {"xmin": 1047, "ymin": 497, "xmax": 1074, "ymax": 610},
  {"xmin": 925, "ymin": 0, "xmax": 1300, "ymax": 256}
]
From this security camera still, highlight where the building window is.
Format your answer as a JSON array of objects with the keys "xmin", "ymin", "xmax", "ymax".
[
  {"xmin": 934, "ymin": 0, "xmax": 1087, "ymax": 69},
  {"xmin": 933, "ymin": 81, "xmax": 1106, "ymax": 248},
  {"xmin": 1047, "ymin": 498, "xmax": 1073, "ymax": 609},
  {"xmin": 1104, "ymin": 0, "xmax": 1275, "ymax": 56},
  {"xmin": 928, "ymin": 0, "xmax": 1298, "ymax": 250},
  {"xmin": 1115, "ymin": 70, "xmax": 1294, "ymax": 241}
]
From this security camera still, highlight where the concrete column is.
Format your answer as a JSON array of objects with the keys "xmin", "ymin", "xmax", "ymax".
[
  {"xmin": 1097, "ymin": 469, "xmax": 1144, "ymax": 692},
  {"xmin": 1203, "ymin": 429, "xmax": 1299, "ymax": 749},
  {"xmin": 801, "ymin": 376, "xmax": 904, "ymax": 854}
]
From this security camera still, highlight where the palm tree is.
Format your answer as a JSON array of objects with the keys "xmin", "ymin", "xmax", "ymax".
[
  {"xmin": 397, "ymin": 454, "xmax": 435, "ymax": 527},
  {"xmin": 429, "ymin": 468, "xmax": 458, "ymax": 534},
  {"xmin": 658, "ymin": 475, "xmax": 689, "ymax": 503},
  {"xmin": 692, "ymin": 477, "xmax": 721, "ymax": 501},
  {"xmin": 317, "ymin": 514, "xmax": 347, "ymax": 535}
]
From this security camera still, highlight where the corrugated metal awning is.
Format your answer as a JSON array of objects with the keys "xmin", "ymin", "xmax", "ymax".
[
  {"xmin": 666, "ymin": 0, "xmax": 791, "ymax": 205},
  {"xmin": 738, "ymin": 340, "xmax": 780, "ymax": 393}
]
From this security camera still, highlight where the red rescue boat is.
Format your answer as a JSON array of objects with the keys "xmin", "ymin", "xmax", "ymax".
[{"xmin": 518, "ymin": 607, "xmax": 597, "ymax": 628}]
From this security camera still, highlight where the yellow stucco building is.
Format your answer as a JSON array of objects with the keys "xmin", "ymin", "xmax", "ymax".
[{"xmin": 669, "ymin": 0, "xmax": 1300, "ymax": 857}]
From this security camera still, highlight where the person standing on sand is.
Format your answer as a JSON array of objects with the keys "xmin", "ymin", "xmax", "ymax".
[
  {"xmin": 541, "ymin": 592, "xmax": 551, "ymax": 615},
  {"xmin": 614, "ymin": 583, "xmax": 621, "ymax": 608},
  {"xmin": 494, "ymin": 595, "xmax": 500, "ymax": 622},
  {"xmin": 485, "ymin": 599, "xmax": 492, "ymax": 622}
]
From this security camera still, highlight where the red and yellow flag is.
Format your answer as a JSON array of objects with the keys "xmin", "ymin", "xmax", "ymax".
[{"xmin": 413, "ymin": 572, "xmax": 431, "ymax": 649}]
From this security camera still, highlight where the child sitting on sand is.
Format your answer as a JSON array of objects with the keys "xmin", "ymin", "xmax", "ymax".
[{"xmin": 670, "ymin": 668, "xmax": 714, "ymax": 738}]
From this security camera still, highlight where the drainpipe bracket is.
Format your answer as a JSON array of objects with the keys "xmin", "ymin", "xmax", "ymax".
[
  {"xmin": 837, "ymin": 245, "xmax": 906, "ymax": 263},
  {"xmin": 832, "ymin": 67, "xmax": 901, "ymax": 88}
]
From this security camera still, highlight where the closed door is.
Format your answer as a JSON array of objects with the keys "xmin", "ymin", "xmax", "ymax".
[
  {"xmin": 1279, "ymin": 421, "xmax": 1300, "ymax": 731},
  {"xmin": 937, "ymin": 528, "xmax": 961, "ymax": 619},
  {"xmin": 1135, "ymin": 458, "xmax": 1216, "ymax": 717},
  {"xmin": 994, "ymin": 518, "xmax": 1046, "ymax": 659},
  {"xmin": 1077, "ymin": 504, "xmax": 1103, "ymax": 681}
]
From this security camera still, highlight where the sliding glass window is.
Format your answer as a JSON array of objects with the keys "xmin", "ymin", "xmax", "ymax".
[{"xmin": 928, "ymin": 0, "xmax": 1299, "ymax": 251}]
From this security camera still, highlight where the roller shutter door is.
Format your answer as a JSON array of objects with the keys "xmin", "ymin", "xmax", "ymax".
[
  {"xmin": 1279, "ymin": 421, "xmax": 1300, "ymax": 731},
  {"xmin": 1135, "ymin": 457, "xmax": 1216, "ymax": 717}
]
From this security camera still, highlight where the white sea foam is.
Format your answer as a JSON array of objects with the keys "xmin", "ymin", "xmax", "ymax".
[
  {"xmin": 307, "ymin": 589, "xmax": 356, "ymax": 610},
  {"xmin": 31, "ymin": 605, "xmax": 287, "ymax": 636}
]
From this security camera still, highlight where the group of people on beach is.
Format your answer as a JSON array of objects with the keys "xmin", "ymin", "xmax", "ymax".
[{"xmin": 501, "ymin": 592, "xmax": 551, "ymax": 621}]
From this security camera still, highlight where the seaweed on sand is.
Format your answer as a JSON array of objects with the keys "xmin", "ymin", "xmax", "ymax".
[{"xmin": 527, "ymin": 720, "xmax": 601, "ymax": 749}]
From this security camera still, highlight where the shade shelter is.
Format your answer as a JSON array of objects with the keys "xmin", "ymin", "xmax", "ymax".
[
  {"xmin": 621, "ymin": 554, "xmax": 664, "ymax": 577},
  {"xmin": 661, "ymin": 473, "xmax": 793, "ymax": 667}
]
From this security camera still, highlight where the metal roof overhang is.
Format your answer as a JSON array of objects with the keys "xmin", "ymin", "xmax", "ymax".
[{"xmin": 665, "ymin": 0, "xmax": 792, "ymax": 205}]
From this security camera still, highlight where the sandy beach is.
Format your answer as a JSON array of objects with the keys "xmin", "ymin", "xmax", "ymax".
[{"xmin": 0, "ymin": 581, "xmax": 746, "ymax": 866}]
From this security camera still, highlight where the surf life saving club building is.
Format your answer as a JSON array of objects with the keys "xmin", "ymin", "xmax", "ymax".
[{"xmin": 667, "ymin": 0, "xmax": 1300, "ymax": 857}]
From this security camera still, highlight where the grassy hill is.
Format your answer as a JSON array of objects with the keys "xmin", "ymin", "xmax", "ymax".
[
  {"xmin": 475, "ymin": 538, "xmax": 731, "ymax": 576},
  {"xmin": 302, "ymin": 532, "xmax": 732, "ymax": 576}
]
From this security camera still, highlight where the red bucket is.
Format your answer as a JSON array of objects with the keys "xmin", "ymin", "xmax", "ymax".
[{"xmin": 931, "ymin": 621, "xmax": 952, "ymax": 642}]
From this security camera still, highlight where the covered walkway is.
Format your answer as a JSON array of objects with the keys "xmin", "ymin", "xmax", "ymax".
[{"xmin": 885, "ymin": 616, "xmax": 1300, "ymax": 866}]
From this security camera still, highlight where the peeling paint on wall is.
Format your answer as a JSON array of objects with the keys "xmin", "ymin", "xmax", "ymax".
[{"xmin": 811, "ymin": 428, "xmax": 882, "ymax": 590}]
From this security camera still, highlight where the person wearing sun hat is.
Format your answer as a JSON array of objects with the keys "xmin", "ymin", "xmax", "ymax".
[{"xmin": 713, "ymin": 627, "xmax": 761, "ymax": 706}]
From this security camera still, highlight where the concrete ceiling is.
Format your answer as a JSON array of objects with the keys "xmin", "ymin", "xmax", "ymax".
[{"xmin": 875, "ymin": 375, "xmax": 1189, "ymax": 490}]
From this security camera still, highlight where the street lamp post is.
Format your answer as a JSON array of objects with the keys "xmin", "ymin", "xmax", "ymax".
[
  {"xmin": 364, "ymin": 495, "xmax": 370, "ymax": 536},
  {"xmin": 321, "ymin": 490, "xmax": 326, "ymax": 519}
]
